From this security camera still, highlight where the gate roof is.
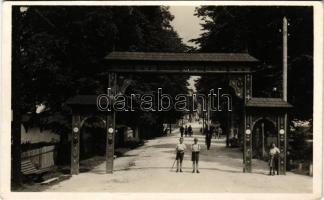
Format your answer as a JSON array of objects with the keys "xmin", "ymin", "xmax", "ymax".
[
  {"xmin": 246, "ymin": 98, "xmax": 293, "ymax": 108},
  {"xmin": 105, "ymin": 51, "xmax": 258, "ymax": 62},
  {"xmin": 104, "ymin": 51, "xmax": 259, "ymax": 74}
]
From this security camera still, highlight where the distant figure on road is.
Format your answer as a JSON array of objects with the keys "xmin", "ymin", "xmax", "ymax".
[
  {"xmin": 188, "ymin": 125, "xmax": 193, "ymax": 137},
  {"xmin": 191, "ymin": 137, "xmax": 201, "ymax": 173},
  {"xmin": 163, "ymin": 126, "xmax": 168, "ymax": 135},
  {"xmin": 205, "ymin": 128, "xmax": 212, "ymax": 150},
  {"xmin": 184, "ymin": 125, "xmax": 188, "ymax": 137},
  {"xmin": 268, "ymin": 143, "xmax": 280, "ymax": 176},
  {"xmin": 180, "ymin": 126, "xmax": 184, "ymax": 137},
  {"xmin": 216, "ymin": 127, "xmax": 222, "ymax": 139},
  {"xmin": 175, "ymin": 137, "xmax": 186, "ymax": 172}
]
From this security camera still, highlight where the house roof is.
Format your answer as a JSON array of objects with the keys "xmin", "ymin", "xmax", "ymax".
[
  {"xmin": 246, "ymin": 98, "xmax": 293, "ymax": 108},
  {"xmin": 104, "ymin": 51, "xmax": 259, "ymax": 63}
]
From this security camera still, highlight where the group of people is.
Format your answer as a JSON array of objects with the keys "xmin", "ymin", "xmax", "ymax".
[
  {"xmin": 179, "ymin": 125, "xmax": 193, "ymax": 137},
  {"xmin": 175, "ymin": 137, "xmax": 201, "ymax": 173},
  {"xmin": 180, "ymin": 125, "xmax": 221, "ymax": 151},
  {"xmin": 175, "ymin": 124, "xmax": 282, "ymax": 176}
]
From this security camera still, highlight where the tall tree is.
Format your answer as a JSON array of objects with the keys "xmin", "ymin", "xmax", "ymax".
[
  {"xmin": 193, "ymin": 6, "xmax": 313, "ymax": 119},
  {"xmin": 13, "ymin": 6, "xmax": 189, "ymax": 134},
  {"xmin": 12, "ymin": 6, "xmax": 190, "ymax": 181}
]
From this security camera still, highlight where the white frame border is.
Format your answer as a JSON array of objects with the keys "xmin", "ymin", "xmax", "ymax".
[{"xmin": 1, "ymin": 1, "xmax": 323, "ymax": 200}]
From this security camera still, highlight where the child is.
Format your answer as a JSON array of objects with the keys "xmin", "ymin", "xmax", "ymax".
[
  {"xmin": 191, "ymin": 137, "xmax": 201, "ymax": 173},
  {"xmin": 175, "ymin": 137, "xmax": 186, "ymax": 172}
]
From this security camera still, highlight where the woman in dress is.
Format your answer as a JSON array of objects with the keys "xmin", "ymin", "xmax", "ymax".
[{"xmin": 269, "ymin": 142, "xmax": 280, "ymax": 175}]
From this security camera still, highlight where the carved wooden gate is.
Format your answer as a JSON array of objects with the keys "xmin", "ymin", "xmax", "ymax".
[
  {"xmin": 244, "ymin": 99, "xmax": 291, "ymax": 174},
  {"xmin": 66, "ymin": 51, "xmax": 291, "ymax": 175}
]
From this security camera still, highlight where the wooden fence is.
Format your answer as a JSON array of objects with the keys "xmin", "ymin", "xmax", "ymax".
[{"xmin": 21, "ymin": 145, "xmax": 56, "ymax": 170}]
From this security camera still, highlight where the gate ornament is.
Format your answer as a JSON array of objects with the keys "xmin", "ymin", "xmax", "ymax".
[
  {"xmin": 108, "ymin": 127, "xmax": 114, "ymax": 134},
  {"xmin": 116, "ymin": 78, "xmax": 134, "ymax": 95},
  {"xmin": 229, "ymin": 76, "xmax": 244, "ymax": 99},
  {"xmin": 245, "ymin": 129, "xmax": 251, "ymax": 135},
  {"xmin": 73, "ymin": 127, "xmax": 79, "ymax": 133},
  {"xmin": 279, "ymin": 129, "xmax": 285, "ymax": 134}
]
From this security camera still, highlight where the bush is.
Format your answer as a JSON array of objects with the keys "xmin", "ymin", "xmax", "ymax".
[{"xmin": 289, "ymin": 119, "xmax": 312, "ymax": 162}]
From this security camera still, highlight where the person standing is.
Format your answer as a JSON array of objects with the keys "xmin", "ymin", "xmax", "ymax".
[
  {"xmin": 217, "ymin": 127, "xmax": 222, "ymax": 139},
  {"xmin": 184, "ymin": 125, "xmax": 188, "ymax": 137},
  {"xmin": 205, "ymin": 128, "xmax": 212, "ymax": 150},
  {"xmin": 180, "ymin": 126, "xmax": 184, "ymax": 137},
  {"xmin": 268, "ymin": 143, "xmax": 280, "ymax": 175},
  {"xmin": 175, "ymin": 137, "xmax": 186, "ymax": 172},
  {"xmin": 210, "ymin": 126, "xmax": 215, "ymax": 138},
  {"xmin": 212, "ymin": 126, "xmax": 217, "ymax": 139},
  {"xmin": 191, "ymin": 137, "xmax": 201, "ymax": 173},
  {"xmin": 188, "ymin": 125, "xmax": 193, "ymax": 137}
]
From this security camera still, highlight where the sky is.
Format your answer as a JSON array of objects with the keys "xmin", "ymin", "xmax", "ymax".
[
  {"xmin": 169, "ymin": 6, "xmax": 203, "ymax": 48},
  {"xmin": 169, "ymin": 6, "xmax": 203, "ymax": 91}
]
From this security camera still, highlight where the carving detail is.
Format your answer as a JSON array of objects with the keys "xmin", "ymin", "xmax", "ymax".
[{"xmin": 229, "ymin": 76, "xmax": 244, "ymax": 99}]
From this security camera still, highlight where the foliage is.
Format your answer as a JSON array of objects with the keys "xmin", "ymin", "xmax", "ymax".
[
  {"xmin": 289, "ymin": 119, "xmax": 312, "ymax": 161},
  {"xmin": 13, "ymin": 6, "xmax": 189, "ymax": 134},
  {"xmin": 193, "ymin": 6, "xmax": 313, "ymax": 119}
]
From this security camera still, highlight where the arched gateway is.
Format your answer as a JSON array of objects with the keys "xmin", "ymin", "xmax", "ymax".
[{"xmin": 66, "ymin": 51, "xmax": 292, "ymax": 175}]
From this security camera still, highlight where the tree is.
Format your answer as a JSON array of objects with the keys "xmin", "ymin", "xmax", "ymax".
[
  {"xmin": 192, "ymin": 6, "xmax": 313, "ymax": 119},
  {"xmin": 12, "ymin": 6, "xmax": 190, "ymax": 182},
  {"xmin": 13, "ymin": 6, "xmax": 189, "ymax": 135}
]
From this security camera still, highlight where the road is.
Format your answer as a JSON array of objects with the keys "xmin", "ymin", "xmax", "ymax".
[{"xmin": 44, "ymin": 123, "xmax": 312, "ymax": 193}]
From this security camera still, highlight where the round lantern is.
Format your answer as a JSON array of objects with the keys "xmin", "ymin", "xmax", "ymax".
[{"xmin": 279, "ymin": 129, "xmax": 285, "ymax": 135}]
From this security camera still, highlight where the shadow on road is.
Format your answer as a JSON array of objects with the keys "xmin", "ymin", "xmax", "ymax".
[{"xmin": 92, "ymin": 166, "xmax": 267, "ymax": 176}]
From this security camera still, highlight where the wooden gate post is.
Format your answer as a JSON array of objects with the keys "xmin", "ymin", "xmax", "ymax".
[
  {"xmin": 71, "ymin": 113, "xmax": 81, "ymax": 175},
  {"xmin": 244, "ymin": 115, "xmax": 252, "ymax": 173},
  {"xmin": 277, "ymin": 113, "xmax": 287, "ymax": 175},
  {"xmin": 243, "ymin": 74, "xmax": 253, "ymax": 173},
  {"xmin": 106, "ymin": 72, "xmax": 116, "ymax": 174}
]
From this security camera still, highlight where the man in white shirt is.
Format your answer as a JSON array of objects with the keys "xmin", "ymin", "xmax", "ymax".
[
  {"xmin": 191, "ymin": 137, "xmax": 201, "ymax": 173},
  {"xmin": 175, "ymin": 137, "xmax": 186, "ymax": 172}
]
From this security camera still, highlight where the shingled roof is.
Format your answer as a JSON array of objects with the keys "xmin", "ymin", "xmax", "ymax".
[
  {"xmin": 105, "ymin": 51, "xmax": 259, "ymax": 62},
  {"xmin": 246, "ymin": 98, "xmax": 293, "ymax": 108}
]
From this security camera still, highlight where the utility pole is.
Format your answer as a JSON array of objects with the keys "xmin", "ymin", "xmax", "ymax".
[
  {"xmin": 207, "ymin": 96, "xmax": 210, "ymax": 131},
  {"xmin": 280, "ymin": 16, "xmax": 288, "ymax": 175},
  {"xmin": 261, "ymin": 122, "xmax": 265, "ymax": 158},
  {"xmin": 283, "ymin": 17, "xmax": 288, "ymax": 101}
]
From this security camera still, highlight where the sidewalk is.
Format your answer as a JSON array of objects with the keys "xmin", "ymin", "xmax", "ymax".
[{"xmin": 44, "ymin": 123, "xmax": 312, "ymax": 193}]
